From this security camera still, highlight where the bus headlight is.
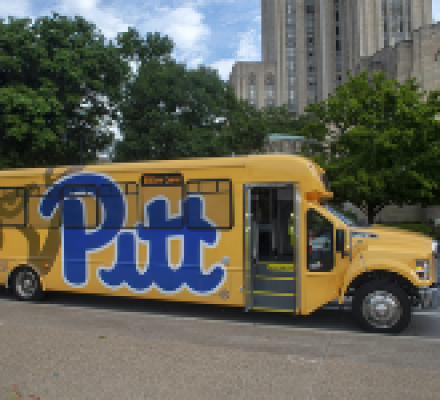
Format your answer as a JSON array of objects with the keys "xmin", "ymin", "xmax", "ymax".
[{"xmin": 416, "ymin": 259, "xmax": 430, "ymax": 280}]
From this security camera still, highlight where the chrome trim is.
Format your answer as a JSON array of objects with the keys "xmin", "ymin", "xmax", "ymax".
[
  {"xmin": 418, "ymin": 287, "xmax": 438, "ymax": 309},
  {"xmin": 362, "ymin": 290, "xmax": 402, "ymax": 329},
  {"xmin": 243, "ymin": 185, "xmax": 251, "ymax": 312},
  {"xmin": 349, "ymin": 229, "xmax": 352, "ymax": 262},
  {"xmin": 351, "ymin": 232, "xmax": 379, "ymax": 239},
  {"xmin": 295, "ymin": 185, "xmax": 301, "ymax": 313},
  {"xmin": 244, "ymin": 183, "xmax": 293, "ymax": 188}
]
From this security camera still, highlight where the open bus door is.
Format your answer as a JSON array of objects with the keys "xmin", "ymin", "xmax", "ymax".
[{"xmin": 244, "ymin": 184, "xmax": 299, "ymax": 313}]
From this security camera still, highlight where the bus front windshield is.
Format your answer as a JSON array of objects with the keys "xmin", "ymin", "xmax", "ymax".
[{"xmin": 323, "ymin": 205, "xmax": 357, "ymax": 227}]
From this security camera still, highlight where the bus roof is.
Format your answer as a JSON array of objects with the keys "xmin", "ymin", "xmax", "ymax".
[
  {"xmin": 0, "ymin": 154, "xmax": 317, "ymax": 174},
  {"xmin": 0, "ymin": 154, "xmax": 331, "ymax": 198}
]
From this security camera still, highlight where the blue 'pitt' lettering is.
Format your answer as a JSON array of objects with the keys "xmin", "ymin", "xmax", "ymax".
[{"xmin": 39, "ymin": 172, "xmax": 226, "ymax": 296}]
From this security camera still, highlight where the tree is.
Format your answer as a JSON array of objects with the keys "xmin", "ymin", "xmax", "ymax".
[
  {"xmin": 0, "ymin": 13, "xmax": 131, "ymax": 168},
  {"xmin": 261, "ymin": 104, "xmax": 321, "ymax": 135},
  {"xmin": 300, "ymin": 70, "xmax": 440, "ymax": 224},
  {"xmin": 114, "ymin": 40, "xmax": 270, "ymax": 161}
]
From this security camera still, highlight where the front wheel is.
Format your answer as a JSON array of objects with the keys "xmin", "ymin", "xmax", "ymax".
[
  {"xmin": 352, "ymin": 280, "xmax": 411, "ymax": 334},
  {"xmin": 12, "ymin": 267, "xmax": 44, "ymax": 301}
]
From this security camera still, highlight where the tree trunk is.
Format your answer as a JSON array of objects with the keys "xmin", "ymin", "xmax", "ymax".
[{"xmin": 367, "ymin": 204, "xmax": 375, "ymax": 225}]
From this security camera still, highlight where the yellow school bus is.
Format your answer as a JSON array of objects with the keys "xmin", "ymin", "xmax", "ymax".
[{"xmin": 0, "ymin": 154, "xmax": 437, "ymax": 333}]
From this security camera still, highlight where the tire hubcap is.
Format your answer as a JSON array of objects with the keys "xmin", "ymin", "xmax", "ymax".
[
  {"xmin": 16, "ymin": 271, "xmax": 38, "ymax": 299},
  {"xmin": 362, "ymin": 290, "xmax": 402, "ymax": 329}
]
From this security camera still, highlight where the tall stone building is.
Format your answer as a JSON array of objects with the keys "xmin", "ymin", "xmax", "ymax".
[
  {"xmin": 356, "ymin": 22, "xmax": 440, "ymax": 96},
  {"xmin": 228, "ymin": 0, "xmax": 432, "ymax": 114}
]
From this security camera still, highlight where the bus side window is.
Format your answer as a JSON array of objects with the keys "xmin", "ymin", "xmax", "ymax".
[
  {"xmin": 306, "ymin": 209, "xmax": 334, "ymax": 272},
  {"xmin": 0, "ymin": 187, "xmax": 27, "ymax": 227},
  {"xmin": 27, "ymin": 185, "xmax": 60, "ymax": 229},
  {"xmin": 186, "ymin": 179, "xmax": 233, "ymax": 229},
  {"xmin": 98, "ymin": 182, "xmax": 138, "ymax": 229},
  {"xmin": 62, "ymin": 184, "xmax": 99, "ymax": 229},
  {"xmin": 140, "ymin": 174, "xmax": 184, "ymax": 228}
]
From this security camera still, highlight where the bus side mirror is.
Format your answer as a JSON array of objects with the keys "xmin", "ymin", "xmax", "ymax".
[{"xmin": 336, "ymin": 229, "xmax": 345, "ymax": 258}]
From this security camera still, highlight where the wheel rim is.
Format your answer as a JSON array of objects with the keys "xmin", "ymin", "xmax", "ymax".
[
  {"xmin": 361, "ymin": 290, "xmax": 402, "ymax": 329},
  {"xmin": 15, "ymin": 270, "xmax": 38, "ymax": 299}
]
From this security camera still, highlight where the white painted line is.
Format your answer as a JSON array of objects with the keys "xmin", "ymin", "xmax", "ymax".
[
  {"xmin": 413, "ymin": 311, "xmax": 440, "ymax": 316},
  {"xmin": 288, "ymin": 355, "xmax": 319, "ymax": 364}
]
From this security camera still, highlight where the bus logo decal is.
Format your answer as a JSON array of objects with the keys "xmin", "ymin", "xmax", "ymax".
[{"xmin": 39, "ymin": 172, "xmax": 226, "ymax": 296}]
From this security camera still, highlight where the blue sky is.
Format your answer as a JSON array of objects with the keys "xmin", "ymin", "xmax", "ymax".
[
  {"xmin": 0, "ymin": 1, "xmax": 438, "ymax": 82},
  {"xmin": 0, "ymin": 0, "xmax": 262, "ymax": 82}
]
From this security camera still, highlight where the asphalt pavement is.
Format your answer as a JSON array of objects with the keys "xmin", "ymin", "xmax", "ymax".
[
  {"xmin": 1, "ymin": 294, "xmax": 440, "ymax": 400},
  {"xmin": 0, "ymin": 257, "xmax": 438, "ymax": 399}
]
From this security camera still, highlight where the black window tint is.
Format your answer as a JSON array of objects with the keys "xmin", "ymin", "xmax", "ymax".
[{"xmin": 306, "ymin": 209, "xmax": 334, "ymax": 272}]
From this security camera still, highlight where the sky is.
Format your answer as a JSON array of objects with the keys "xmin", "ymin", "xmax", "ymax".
[
  {"xmin": 0, "ymin": 0, "xmax": 262, "ymax": 82},
  {"xmin": 0, "ymin": 0, "xmax": 439, "ymax": 81}
]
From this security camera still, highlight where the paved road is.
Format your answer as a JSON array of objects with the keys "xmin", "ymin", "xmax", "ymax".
[{"xmin": 1, "ymin": 289, "xmax": 440, "ymax": 399}]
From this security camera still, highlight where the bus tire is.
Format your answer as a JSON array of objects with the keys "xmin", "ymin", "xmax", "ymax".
[
  {"xmin": 352, "ymin": 279, "xmax": 411, "ymax": 334},
  {"xmin": 12, "ymin": 267, "xmax": 44, "ymax": 302}
]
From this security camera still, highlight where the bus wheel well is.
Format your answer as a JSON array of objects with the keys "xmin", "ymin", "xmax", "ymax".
[{"xmin": 345, "ymin": 270, "xmax": 419, "ymax": 302}]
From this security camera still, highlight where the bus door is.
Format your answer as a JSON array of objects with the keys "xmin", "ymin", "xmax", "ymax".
[{"xmin": 244, "ymin": 184, "xmax": 298, "ymax": 313}]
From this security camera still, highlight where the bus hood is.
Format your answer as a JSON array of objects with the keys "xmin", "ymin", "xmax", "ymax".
[{"xmin": 350, "ymin": 225, "xmax": 433, "ymax": 254}]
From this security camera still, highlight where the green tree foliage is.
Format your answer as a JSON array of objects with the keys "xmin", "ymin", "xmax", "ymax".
[
  {"xmin": 300, "ymin": 70, "xmax": 440, "ymax": 224},
  {"xmin": 0, "ymin": 13, "xmax": 130, "ymax": 168},
  {"xmin": 261, "ymin": 104, "xmax": 321, "ymax": 136},
  {"xmin": 114, "ymin": 32, "xmax": 269, "ymax": 161}
]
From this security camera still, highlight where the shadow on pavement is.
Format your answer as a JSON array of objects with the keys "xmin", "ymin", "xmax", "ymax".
[{"xmin": 0, "ymin": 286, "xmax": 362, "ymax": 333}]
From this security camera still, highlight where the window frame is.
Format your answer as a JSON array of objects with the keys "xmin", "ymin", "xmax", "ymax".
[
  {"xmin": 0, "ymin": 186, "xmax": 28, "ymax": 228},
  {"xmin": 185, "ymin": 179, "xmax": 233, "ymax": 230},
  {"xmin": 140, "ymin": 173, "xmax": 185, "ymax": 229},
  {"xmin": 61, "ymin": 184, "xmax": 99, "ymax": 229},
  {"xmin": 98, "ymin": 181, "xmax": 139, "ymax": 230},
  {"xmin": 306, "ymin": 208, "xmax": 334, "ymax": 272}
]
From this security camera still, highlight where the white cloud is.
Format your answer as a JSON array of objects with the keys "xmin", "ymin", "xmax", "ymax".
[
  {"xmin": 236, "ymin": 29, "xmax": 259, "ymax": 60},
  {"xmin": 140, "ymin": 5, "xmax": 210, "ymax": 68},
  {"xmin": 39, "ymin": 0, "xmax": 129, "ymax": 40},
  {"xmin": 210, "ymin": 58, "xmax": 236, "ymax": 81},
  {"xmin": 0, "ymin": 0, "xmax": 34, "ymax": 21},
  {"xmin": 209, "ymin": 28, "xmax": 260, "ymax": 81}
]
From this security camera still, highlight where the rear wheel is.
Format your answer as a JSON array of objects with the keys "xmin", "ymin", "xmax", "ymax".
[
  {"xmin": 12, "ymin": 267, "xmax": 44, "ymax": 301},
  {"xmin": 352, "ymin": 279, "xmax": 411, "ymax": 334}
]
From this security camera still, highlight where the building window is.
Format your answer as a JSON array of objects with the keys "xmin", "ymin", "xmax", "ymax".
[
  {"xmin": 264, "ymin": 73, "xmax": 276, "ymax": 108},
  {"xmin": 305, "ymin": 0, "xmax": 316, "ymax": 107},
  {"xmin": 286, "ymin": 0, "xmax": 297, "ymax": 113},
  {"xmin": 390, "ymin": 0, "xmax": 403, "ymax": 47},
  {"xmin": 248, "ymin": 73, "xmax": 257, "ymax": 107}
]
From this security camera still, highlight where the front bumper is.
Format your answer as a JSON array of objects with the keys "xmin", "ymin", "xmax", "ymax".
[{"xmin": 417, "ymin": 286, "xmax": 438, "ymax": 309}]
